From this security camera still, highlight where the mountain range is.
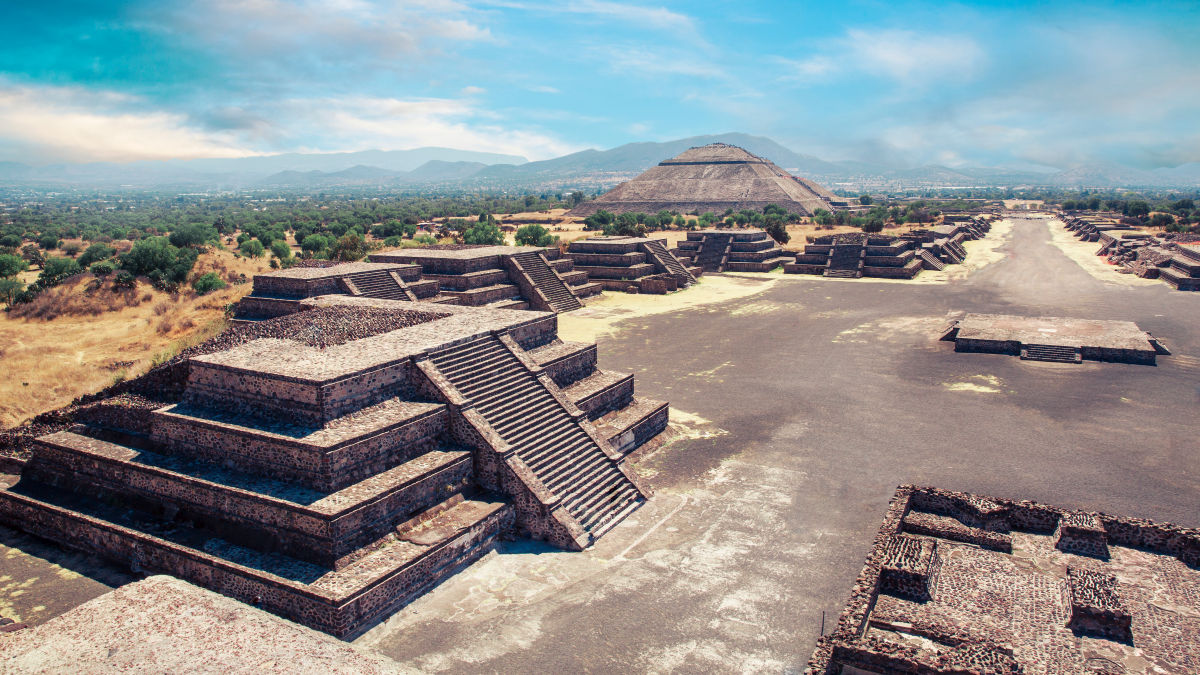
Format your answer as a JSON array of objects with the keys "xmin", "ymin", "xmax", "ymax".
[{"xmin": 1, "ymin": 134, "xmax": 1197, "ymax": 190}]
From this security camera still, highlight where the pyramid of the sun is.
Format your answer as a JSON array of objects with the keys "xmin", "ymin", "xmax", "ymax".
[{"xmin": 568, "ymin": 143, "xmax": 837, "ymax": 217}]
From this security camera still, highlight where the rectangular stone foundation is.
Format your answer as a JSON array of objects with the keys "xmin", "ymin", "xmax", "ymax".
[{"xmin": 1066, "ymin": 567, "xmax": 1131, "ymax": 641}]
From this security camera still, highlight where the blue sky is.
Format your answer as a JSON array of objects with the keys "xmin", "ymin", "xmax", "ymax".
[{"xmin": 1, "ymin": 0, "xmax": 1197, "ymax": 169}]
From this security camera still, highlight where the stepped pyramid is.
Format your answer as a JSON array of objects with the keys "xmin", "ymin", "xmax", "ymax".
[{"xmin": 568, "ymin": 143, "xmax": 837, "ymax": 217}]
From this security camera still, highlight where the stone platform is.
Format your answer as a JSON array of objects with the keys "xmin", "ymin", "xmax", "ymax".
[
  {"xmin": 0, "ymin": 296, "xmax": 669, "ymax": 638},
  {"xmin": 807, "ymin": 485, "xmax": 1200, "ymax": 675},
  {"xmin": 565, "ymin": 236, "xmax": 699, "ymax": 293},
  {"xmin": 0, "ymin": 576, "xmax": 402, "ymax": 674},
  {"xmin": 944, "ymin": 313, "xmax": 1164, "ymax": 365},
  {"xmin": 671, "ymin": 228, "xmax": 793, "ymax": 273},
  {"xmin": 370, "ymin": 246, "xmax": 600, "ymax": 312}
]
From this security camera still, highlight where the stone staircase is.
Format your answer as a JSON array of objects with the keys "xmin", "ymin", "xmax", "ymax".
[
  {"xmin": 0, "ymin": 392, "xmax": 511, "ymax": 639},
  {"xmin": 344, "ymin": 270, "xmax": 414, "ymax": 301},
  {"xmin": 1020, "ymin": 344, "xmax": 1081, "ymax": 363},
  {"xmin": 917, "ymin": 249, "xmax": 946, "ymax": 271},
  {"xmin": 510, "ymin": 252, "xmax": 582, "ymax": 313},
  {"xmin": 428, "ymin": 336, "xmax": 642, "ymax": 537},
  {"xmin": 696, "ymin": 234, "xmax": 733, "ymax": 272},
  {"xmin": 641, "ymin": 239, "xmax": 696, "ymax": 285},
  {"xmin": 825, "ymin": 243, "xmax": 864, "ymax": 278}
]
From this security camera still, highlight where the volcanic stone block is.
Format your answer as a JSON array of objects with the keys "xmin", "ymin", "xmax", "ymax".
[
  {"xmin": 879, "ymin": 535, "xmax": 940, "ymax": 601},
  {"xmin": 1066, "ymin": 567, "xmax": 1131, "ymax": 641},
  {"xmin": 1055, "ymin": 511, "xmax": 1110, "ymax": 558}
]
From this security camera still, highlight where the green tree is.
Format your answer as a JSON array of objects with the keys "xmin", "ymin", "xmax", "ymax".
[
  {"xmin": 121, "ymin": 237, "xmax": 198, "ymax": 287},
  {"xmin": 859, "ymin": 194, "xmax": 873, "ymax": 206},
  {"xmin": 192, "ymin": 272, "xmax": 227, "ymax": 294},
  {"xmin": 0, "ymin": 234, "xmax": 21, "ymax": 248},
  {"xmin": 463, "ymin": 221, "xmax": 504, "ymax": 246},
  {"xmin": 329, "ymin": 232, "xmax": 369, "ymax": 261},
  {"xmin": 21, "ymin": 244, "xmax": 45, "ymax": 268},
  {"xmin": 270, "ymin": 240, "xmax": 292, "ymax": 261},
  {"xmin": 515, "ymin": 224, "xmax": 557, "ymax": 247},
  {"xmin": 301, "ymin": 234, "xmax": 331, "ymax": 256},
  {"xmin": 239, "ymin": 239, "xmax": 265, "ymax": 258},
  {"xmin": 1149, "ymin": 213, "xmax": 1175, "ymax": 228},
  {"xmin": 0, "ymin": 278, "xmax": 23, "ymax": 306},
  {"xmin": 38, "ymin": 234, "xmax": 60, "ymax": 250},
  {"xmin": 0, "ymin": 253, "xmax": 29, "ymax": 278},
  {"xmin": 169, "ymin": 223, "xmax": 216, "ymax": 248},
  {"xmin": 90, "ymin": 261, "xmax": 115, "ymax": 275},
  {"xmin": 763, "ymin": 220, "xmax": 789, "ymax": 244},
  {"xmin": 582, "ymin": 210, "xmax": 615, "ymax": 230},
  {"xmin": 78, "ymin": 242, "xmax": 115, "ymax": 267},
  {"xmin": 39, "ymin": 256, "xmax": 81, "ymax": 286}
]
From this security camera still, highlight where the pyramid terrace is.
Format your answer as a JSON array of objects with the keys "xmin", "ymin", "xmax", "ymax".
[
  {"xmin": 564, "ymin": 236, "xmax": 699, "ymax": 293},
  {"xmin": 567, "ymin": 143, "xmax": 839, "ymax": 218},
  {"xmin": 944, "ymin": 313, "xmax": 1165, "ymax": 365},
  {"xmin": 0, "ymin": 296, "xmax": 668, "ymax": 637}
]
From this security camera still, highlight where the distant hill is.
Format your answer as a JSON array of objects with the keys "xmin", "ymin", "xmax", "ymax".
[
  {"xmin": 1, "ymin": 147, "xmax": 528, "ymax": 188},
  {"xmin": 2, "ymin": 135, "xmax": 1197, "ymax": 189}
]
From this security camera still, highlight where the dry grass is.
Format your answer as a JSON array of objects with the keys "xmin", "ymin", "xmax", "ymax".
[{"xmin": 0, "ymin": 247, "xmax": 269, "ymax": 428}]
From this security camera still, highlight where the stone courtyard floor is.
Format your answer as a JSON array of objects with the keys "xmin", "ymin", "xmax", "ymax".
[{"xmin": 3, "ymin": 215, "xmax": 1199, "ymax": 672}]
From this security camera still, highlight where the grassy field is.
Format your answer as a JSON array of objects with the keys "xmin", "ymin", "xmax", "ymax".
[{"xmin": 0, "ymin": 247, "xmax": 270, "ymax": 428}]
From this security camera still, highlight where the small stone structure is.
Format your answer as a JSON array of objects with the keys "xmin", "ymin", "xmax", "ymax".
[
  {"xmin": 784, "ymin": 214, "xmax": 995, "ymax": 280},
  {"xmin": 0, "ymin": 296, "xmax": 668, "ymax": 638},
  {"xmin": 807, "ymin": 485, "xmax": 1200, "ymax": 674},
  {"xmin": 564, "ymin": 236, "xmax": 700, "ymax": 293},
  {"xmin": 370, "ymin": 245, "xmax": 601, "ymax": 312},
  {"xmin": 1061, "ymin": 213, "xmax": 1200, "ymax": 291},
  {"xmin": 671, "ymin": 228, "xmax": 793, "ymax": 273},
  {"xmin": 235, "ymin": 261, "xmax": 443, "ymax": 320},
  {"xmin": 943, "ymin": 313, "xmax": 1165, "ymax": 365}
]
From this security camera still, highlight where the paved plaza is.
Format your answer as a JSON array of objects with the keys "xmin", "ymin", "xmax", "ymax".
[{"xmin": 3, "ymin": 216, "xmax": 1198, "ymax": 672}]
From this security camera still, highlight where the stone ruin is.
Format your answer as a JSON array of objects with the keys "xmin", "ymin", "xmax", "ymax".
[
  {"xmin": 671, "ymin": 228, "xmax": 793, "ymax": 273},
  {"xmin": 370, "ymin": 245, "xmax": 601, "ymax": 312},
  {"xmin": 1059, "ymin": 214, "xmax": 1200, "ymax": 291},
  {"xmin": 0, "ymin": 296, "xmax": 669, "ymax": 638},
  {"xmin": 564, "ymin": 236, "xmax": 700, "ymax": 294},
  {"xmin": 235, "ymin": 246, "xmax": 602, "ymax": 321},
  {"xmin": 784, "ymin": 214, "xmax": 995, "ymax": 281},
  {"xmin": 566, "ymin": 143, "xmax": 839, "ymax": 218},
  {"xmin": 943, "ymin": 313, "xmax": 1166, "ymax": 365},
  {"xmin": 807, "ymin": 485, "xmax": 1200, "ymax": 674}
]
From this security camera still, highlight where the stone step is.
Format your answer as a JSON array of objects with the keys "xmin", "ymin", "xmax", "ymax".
[
  {"xmin": 428, "ymin": 334, "xmax": 640, "ymax": 536},
  {"xmin": 1021, "ymin": 344, "xmax": 1081, "ymax": 363},
  {"xmin": 595, "ymin": 398, "xmax": 670, "ymax": 456},
  {"xmin": 28, "ymin": 430, "xmax": 473, "ymax": 569},
  {"xmin": 564, "ymin": 370, "xmax": 634, "ymax": 420},
  {"xmin": 0, "ymin": 473, "xmax": 512, "ymax": 639},
  {"xmin": 150, "ymin": 398, "xmax": 449, "ymax": 492}
]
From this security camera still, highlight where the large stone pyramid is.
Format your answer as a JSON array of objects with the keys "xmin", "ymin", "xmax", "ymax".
[{"xmin": 568, "ymin": 143, "xmax": 838, "ymax": 217}]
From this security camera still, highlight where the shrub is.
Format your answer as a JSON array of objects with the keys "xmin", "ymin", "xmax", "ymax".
[
  {"xmin": 0, "ymin": 234, "xmax": 21, "ymax": 248},
  {"xmin": 121, "ymin": 236, "xmax": 198, "ymax": 288},
  {"xmin": 0, "ymin": 253, "xmax": 28, "ymax": 278},
  {"xmin": 764, "ymin": 221, "xmax": 790, "ymax": 244},
  {"xmin": 38, "ymin": 234, "xmax": 61, "ymax": 250},
  {"xmin": 239, "ymin": 239, "xmax": 265, "ymax": 258},
  {"xmin": 515, "ymin": 224, "xmax": 557, "ymax": 247},
  {"xmin": 114, "ymin": 270, "xmax": 137, "ymax": 289},
  {"xmin": 38, "ymin": 256, "xmax": 81, "ymax": 286},
  {"xmin": 269, "ymin": 240, "xmax": 292, "ymax": 260},
  {"xmin": 78, "ymin": 242, "xmax": 116, "ymax": 267},
  {"xmin": 413, "ymin": 234, "xmax": 437, "ymax": 245},
  {"xmin": 89, "ymin": 260, "xmax": 115, "ymax": 275},
  {"xmin": 862, "ymin": 217, "xmax": 885, "ymax": 233},
  {"xmin": 582, "ymin": 210, "xmax": 615, "ymax": 230},
  {"xmin": 0, "ymin": 278, "xmax": 23, "ymax": 305},
  {"xmin": 383, "ymin": 235, "xmax": 402, "ymax": 247},
  {"xmin": 61, "ymin": 242, "xmax": 83, "ymax": 257},
  {"xmin": 301, "ymin": 234, "xmax": 330, "ymax": 256},
  {"xmin": 329, "ymin": 232, "xmax": 369, "ymax": 261},
  {"xmin": 169, "ymin": 223, "xmax": 217, "ymax": 248},
  {"xmin": 192, "ymin": 272, "xmax": 227, "ymax": 294},
  {"xmin": 1149, "ymin": 213, "xmax": 1175, "ymax": 229},
  {"xmin": 463, "ymin": 221, "xmax": 504, "ymax": 246}
]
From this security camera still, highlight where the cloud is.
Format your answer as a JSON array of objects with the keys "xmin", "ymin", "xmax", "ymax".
[
  {"xmin": 278, "ymin": 96, "xmax": 581, "ymax": 160},
  {"xmin": 784, "ymin": 28, "xmax": 984, "ymax": 86},
  {"xmin": 483, "ymin": 0, "xmax": 696, "ymax": 34},
  {"xmin": 527, "ymin": 85, "xmax": 561, "ymax": 94},
  {"xmin": 460, "ymin": 86, "xmax": 487, "ymax": 96},
  {"xmin": 0, "ymin": 83, "xmax": 257, "ymax": 163},
  {"xmin": 142, "ymin": 0, "xmax": 492, "ymax": 90}
]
